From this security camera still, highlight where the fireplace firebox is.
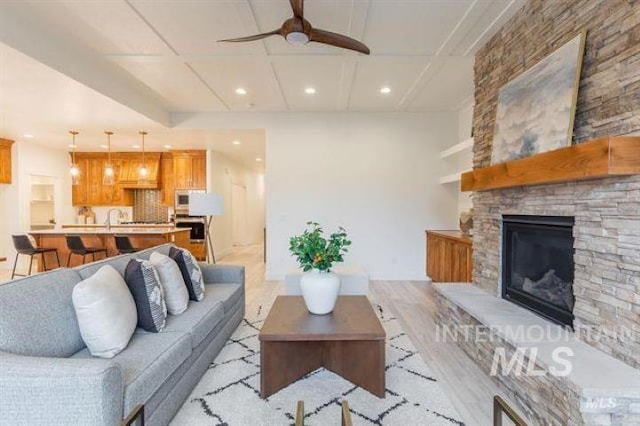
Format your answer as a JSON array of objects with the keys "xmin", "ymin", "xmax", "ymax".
[{"xmin": 502, "ymin": 215, "xmax": 575, "ymax": 328}]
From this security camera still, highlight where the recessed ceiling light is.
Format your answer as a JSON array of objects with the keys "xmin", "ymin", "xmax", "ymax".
[
  {"xmin": 255, "ymin": 157, "xmax": 263, "ymax": 162},
  {"xmin": 235, "ymin": 88, "xmax": 247, "ymax": 95},
  {"xmin": 380, "ymin": 86, "xmax": 391, "ymax": 94},
  {"xmin": 99, "ymin": 144, "xmax": 108, "ymax": 149},
  {"xmin": 164, "ymin": 144, "xmax": 172, "ymax": 149},
  {"xmin": 23, "ymin": 133, "xmax": 34, "ymax": 138},
  {"xmin": 68, "ymin": 144, "xmax": 77, "ymax": 149},
  {"xmin": 304, "ymin": 87, "xmax": 316, "ymax": 95},
  {"xmin": 132, "ymin": 144, "xmax": 141, "ymax": 149},
  {"xmin": 232, "ymin": 140, "xmax": 241, "ymax": 145}
]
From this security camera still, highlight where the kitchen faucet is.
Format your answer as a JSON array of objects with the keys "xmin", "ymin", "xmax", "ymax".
[{"xmin": 105, "ymin": 208, "xmax": 124, "ymax": 231}]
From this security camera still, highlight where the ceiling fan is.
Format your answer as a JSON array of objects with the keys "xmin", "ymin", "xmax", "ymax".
[{"xmin": 218, "ymin": 0, "xmax": 370, "ymax": 55}]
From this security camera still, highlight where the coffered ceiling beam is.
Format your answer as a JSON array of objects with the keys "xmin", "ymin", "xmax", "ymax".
[{"xmin": 0, "ymin": 2, "xmax": 171, "ymax": 127}]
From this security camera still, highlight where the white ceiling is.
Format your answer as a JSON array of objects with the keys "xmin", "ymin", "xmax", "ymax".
[
  {"xmin": 0, "ymin": 42, "xmax": 265, "ymax": 172},
  {"xmin": 0, "ymin": 0, "xmax": 524, "ymax": 170},
  {"xmin": 12, "ymin": 0, "xmax": 522, "ymax": 114}
]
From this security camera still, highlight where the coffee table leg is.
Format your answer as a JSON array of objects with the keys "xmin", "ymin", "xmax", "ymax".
[
  {"xmin": 324, "ymin": 340, "xmax": 385, "ymax": 398},
  {"xmin": 260, "ymin": 341, "xmax": 323, "ymax": 398}
]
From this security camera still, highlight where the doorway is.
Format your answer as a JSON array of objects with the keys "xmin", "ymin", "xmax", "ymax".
[{"xmin": 231, "ymin": 183, "xmax": 248, "ymax": 246}]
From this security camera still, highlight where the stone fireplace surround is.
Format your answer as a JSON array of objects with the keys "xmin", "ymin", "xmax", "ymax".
[{"xmin": 435, "ymin": 176, "xmax": 640, "ymax": 425}]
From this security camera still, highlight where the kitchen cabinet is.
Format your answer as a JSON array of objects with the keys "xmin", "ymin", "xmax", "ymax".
[
  {"xmin": 71, "ymin": 157, "xmax": 89, "ymax": 206},
  {"xmin": 172, "ymin": 151, "xmax": 206, "ymax": 190},
  {"xmin": 0, "ymin": 138, "xmax": 15, "ymax": 184},
  {"xmin": 426, "ymin": 230, "xmax": 472, "ymax": 282},
  {"xmin": 160, "ymin": 153, "xmax": 174, "ymax": 206},
  {"xmin": 72, "ymin": 153, "xmax": 134, "ymax": 206}
]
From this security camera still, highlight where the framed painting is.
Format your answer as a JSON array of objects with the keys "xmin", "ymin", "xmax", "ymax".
[{"xmin": 491, "ymin": 31, "xmax": 586, "ymax": 165}]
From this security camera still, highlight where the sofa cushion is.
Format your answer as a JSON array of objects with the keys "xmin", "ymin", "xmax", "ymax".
[
  {"xmin": 73, "ymin": 265, "xmax": 138, "ymax": 358},
  {"xmin": 0, "ymin": 268, "xmax": 85, "ymax": 357},
  {"xmin": 169, "ymin": 247, "xmax": 205, "ymax": 301},
  {"xmin": 124, "ymin": 259, "xmax": 167, "ymax": 333},
  {"xmin": 142, "ymin": 290, "xmax": 225, "ymax": 349},
  {"xmin": 72, "ymin": 331, "xmax": 191, "ymax": 416},
  {"xmin": 205, "ymin": 283, "xmax": 244, "ymax": 313},
  {"xmin": 149, "ymin": 252, "xmax": 189, "ymax": 315}
]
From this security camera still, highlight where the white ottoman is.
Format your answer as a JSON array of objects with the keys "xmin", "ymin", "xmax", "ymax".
[{"xmin": 284, "ymin": 265, "xmax": 369, "ymax": 295}]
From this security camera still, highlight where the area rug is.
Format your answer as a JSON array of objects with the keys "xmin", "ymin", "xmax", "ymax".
[{"xmin": 171, "ymin": 303, "xmax": 465, "ymax": 425}]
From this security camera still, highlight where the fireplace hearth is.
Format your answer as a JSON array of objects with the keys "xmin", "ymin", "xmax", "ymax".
[{"xmin": 502, "ymin": 215, "xmax": 575, "ymax": 327}]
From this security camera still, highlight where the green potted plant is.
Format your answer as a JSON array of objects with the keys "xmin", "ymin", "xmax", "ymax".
[{"xmin": 289, "ymin": 221, "xmax": 351, "ymax": 314}]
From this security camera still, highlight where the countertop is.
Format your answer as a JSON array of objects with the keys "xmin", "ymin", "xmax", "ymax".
[
  {"xmin": 61, "ymin": 223, "xmax": 174, "ymax": 228},
  {"xmin": 29, "ymin": 227, "xmax": 189, "ymax": 235}
]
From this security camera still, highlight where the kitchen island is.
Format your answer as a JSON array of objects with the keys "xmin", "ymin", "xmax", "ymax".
[{"xmin": 29, "ymin": 227, "xmax": 190, "ymax": 269}]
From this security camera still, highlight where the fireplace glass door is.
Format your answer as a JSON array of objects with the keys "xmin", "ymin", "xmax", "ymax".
[{"xmin": 502, "ymin": 215, "xmax": 575, "ymax": 327}]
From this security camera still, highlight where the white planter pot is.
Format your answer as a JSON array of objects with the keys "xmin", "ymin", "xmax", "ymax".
[{"xmin": 300, "ymin": 270, "xmax": 341, "ymax": 315}]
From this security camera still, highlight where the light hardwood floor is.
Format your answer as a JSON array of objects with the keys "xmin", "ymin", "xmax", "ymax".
[
  {"xmin": 0, "ymin": 244, "xmax": 499, "ymax": 425},
  {"xmin": 217, "ymin": 244, "xmax": 499, "ymax": 426}
]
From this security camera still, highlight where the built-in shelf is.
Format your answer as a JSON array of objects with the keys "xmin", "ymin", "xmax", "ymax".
[
  {"xmin": 439, "ymin": 169, "xmax": 472, "ymax": 185},
  {"xmin": 440, "ymin": 137, "xmax": 474, "ymax": 159},
  {"xmin": 461, "ymin": 136, "xmax": 640, "ymax": 192}
]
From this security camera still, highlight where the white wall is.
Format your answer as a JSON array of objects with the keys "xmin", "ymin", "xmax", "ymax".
[
  {"xmin": 209, "ymin": 151, "xmax": 265, "ymax": 260},
  {"xmin": 456, "ymin": 101, "xmax": 474, "ymax": 214},
  {"xmin": 0, "ymin": 140, "xmax": 75, "ymax": 266},
  {"xmin": 173, "ymin": 111, "xmax": 459, "ymax": 280},
  {"xmin": 264, "ymin": 113, "xmax": 457, "ymax": 280}
]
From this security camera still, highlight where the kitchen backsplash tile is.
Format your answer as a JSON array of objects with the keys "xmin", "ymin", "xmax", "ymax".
[{"xmin": 132, "ymin": 190, "xmax": 168, "ymax": 222}]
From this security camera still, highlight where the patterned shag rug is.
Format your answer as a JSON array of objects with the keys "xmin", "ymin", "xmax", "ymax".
[{"xmin": 171, "ymin": 303, "xmax": 465, "ymax": 426}]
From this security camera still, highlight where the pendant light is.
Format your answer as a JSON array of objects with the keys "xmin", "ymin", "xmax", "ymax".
[
  {"xmin": 69, "ymin": 130, "xmax": 80, "ymax": 185},
  {"xmin": 138, "ymin": 131, "xmax": 148, "ymax": 183},
  {"xmin": 103, "ymin": 131, "xmax": 115, "ymax": 185}
]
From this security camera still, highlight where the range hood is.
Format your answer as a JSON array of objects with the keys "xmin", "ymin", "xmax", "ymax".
[{"xmin": 116, "ymin": 153, "xmax": 162, "ymax": 189}]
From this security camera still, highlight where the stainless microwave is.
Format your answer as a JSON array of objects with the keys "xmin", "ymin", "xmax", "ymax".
[{"xmin": 174, "ymin": 189, "xmax": 205, "ymax": 212}]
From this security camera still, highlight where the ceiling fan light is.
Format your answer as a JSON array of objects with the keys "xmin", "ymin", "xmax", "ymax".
[{"xmin": 286, "ymin": 32, "xmax": 309, "ymax": 45}]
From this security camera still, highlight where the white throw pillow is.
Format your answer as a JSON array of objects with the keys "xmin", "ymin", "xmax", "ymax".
[
  {"xmin": 149, "ymin": 252, "xmax": 189, "ymax": 315},
  {"xmin": 72, "ymin": 265, "xmax": 137, "ymax": 358}
]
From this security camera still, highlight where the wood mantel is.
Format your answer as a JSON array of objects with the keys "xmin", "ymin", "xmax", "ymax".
[{"xmin": 461, "ymin": 136, "xmax": 640, "ymax": 192}]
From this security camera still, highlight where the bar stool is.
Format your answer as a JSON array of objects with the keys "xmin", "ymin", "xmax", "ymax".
[
  {"xmin": 114, "ymin": 235, "xmax": 140, "ymax": 255},
  {"xmin": 11, "ymin": 235, "xmax": 60, "ymax": 279},
  {"xmin": 65, "ymin": 235, "xmax": 107, "ymax": 266}
]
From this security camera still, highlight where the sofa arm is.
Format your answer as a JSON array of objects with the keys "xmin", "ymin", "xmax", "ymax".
[
  {"xmin": 199, "ymin": 263, "xmax": 245, "ymax": 286},
  {"xmin": 0, "ymin": 351, "xmax": 124, "ymax": 426}
]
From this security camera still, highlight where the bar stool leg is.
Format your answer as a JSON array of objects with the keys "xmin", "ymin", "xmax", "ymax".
[
  {"xmin": 28, "ymin": 256, "xmax": 33, "ymax": 276},
  {"xmin": 55, "ymin": 251, "xmax": 60, "ymax": 268},
  {"xmin": 11, "ymin": 253, "xmax": 19, "ymax": 279},
  {"xmin": 92, "ymin": 252, "xmax": 96, "ymax": 262},
  {"xmin": 67, "ymin": 252, "xmax": 72, "ymax": 267},
  {"xmin": 42, "ymin": 253, "xmax": 47, "ymax": 272}
]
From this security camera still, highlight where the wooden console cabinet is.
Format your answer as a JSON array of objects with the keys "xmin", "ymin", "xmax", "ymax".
[{"xmin": 426, "ymin": 230, "xmax": 472, "ymax": 282}]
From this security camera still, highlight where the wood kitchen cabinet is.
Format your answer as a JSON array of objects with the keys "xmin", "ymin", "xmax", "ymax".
[
  {"xmin": 0, "ymin": 138, "xmax": 15, "ymax": 184},
  {"xmin": 172, "ymin": 151, "xmax": 206, "ymax": 190},
  {"xmin": 160, "ymin": 153, "xmax": 174, "ymax": 206},
  {"xmin": 426, "ymin": 230, "xmax": 472, "ymax": 282}
]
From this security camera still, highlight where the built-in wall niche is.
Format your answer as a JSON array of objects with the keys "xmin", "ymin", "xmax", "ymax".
[
  {"xmin": 30, "ymin": 178, "xmax": 56, "ymax": 231},
  {"xmin": 501, "ymin": 215, "xmax": 575, "ymax": 328}
]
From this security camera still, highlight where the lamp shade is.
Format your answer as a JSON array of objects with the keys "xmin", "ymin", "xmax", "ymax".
[{"xmin": 189, "ymin": 193, "xmax": 224, "ymax": 216}]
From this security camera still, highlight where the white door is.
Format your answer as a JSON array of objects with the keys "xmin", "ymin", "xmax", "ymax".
[{"xmin": 231, "ymin": 184, "xmax": 247, "ymax": 246}]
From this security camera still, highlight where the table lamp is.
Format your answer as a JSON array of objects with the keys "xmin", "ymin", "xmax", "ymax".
[{"xmin": 188, "ymin": 193, "xmax": 224, "ymax": 263}]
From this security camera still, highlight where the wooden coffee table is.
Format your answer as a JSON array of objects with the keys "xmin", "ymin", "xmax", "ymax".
[{"xmin": 259, "ymin": 295, "xmax": 386, "ymax": 398}]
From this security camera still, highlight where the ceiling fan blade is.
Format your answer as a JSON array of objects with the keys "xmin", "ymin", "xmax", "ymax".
[
  {"xmin": 309, "ymin": 28, "xmax": 370, "ymax": 54},
  {"xmin": 289, "ymin": 0, "xmax": 304, "ymax": 19},
  {"xmin": 218, "ymin": 29, "xmax": 281, "ymax": 43}
]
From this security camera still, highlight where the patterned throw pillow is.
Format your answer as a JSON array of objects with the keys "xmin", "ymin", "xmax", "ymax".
[
  {"xmin": 124, "ymin": 259, "xmax": 167, "ymax": 332},
  {"xmin": 169, "ymin": 247, "xmax": 205, "ymax": 301}
]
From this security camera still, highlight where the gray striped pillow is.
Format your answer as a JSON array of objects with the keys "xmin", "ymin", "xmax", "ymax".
[{"xmin": 124, "ymin": 259, "xmax": 167, "ymax": 333}]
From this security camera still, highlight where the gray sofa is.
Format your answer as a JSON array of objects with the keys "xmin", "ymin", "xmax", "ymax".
[{"xmin": 0, "ymin": 243, "xmax": 245, "ymax": 426}]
